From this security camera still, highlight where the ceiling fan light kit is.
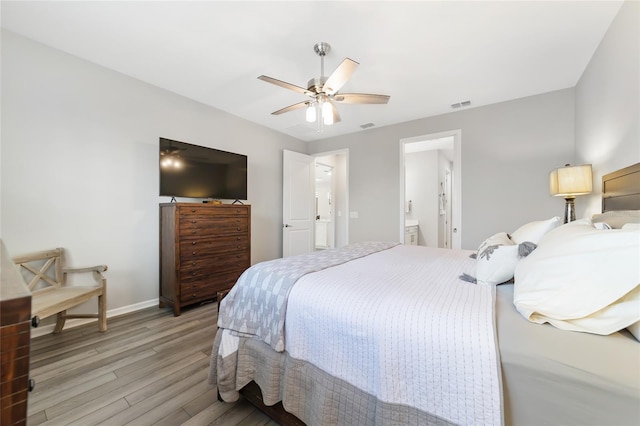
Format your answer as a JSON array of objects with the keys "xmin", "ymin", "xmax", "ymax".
[{"xmin": 258, "ymin": 42, "xmax": 390, "ymax": 132}]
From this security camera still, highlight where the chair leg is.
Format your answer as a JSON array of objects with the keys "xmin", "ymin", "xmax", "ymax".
[
  {"xmin": 98, "ymin": 293, "xmax": 107, "ymax": 332},
  {"xmin": 53, "ymin": 311, "xmax": 66, "ymax": 333}
]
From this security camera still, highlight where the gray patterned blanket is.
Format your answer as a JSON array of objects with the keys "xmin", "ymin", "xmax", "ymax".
[{"xmin": 217, "ymin": 241, "xmax": 399, "ymax": 352}]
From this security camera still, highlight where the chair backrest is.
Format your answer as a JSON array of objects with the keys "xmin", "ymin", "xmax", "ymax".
[{"xmin": 12, "ymin": 248, "xmax": 65, "ymax": 291}]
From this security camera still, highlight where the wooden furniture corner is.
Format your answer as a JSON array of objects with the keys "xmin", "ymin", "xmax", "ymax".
[{"xmin": 1, "ymin": 240, "xmax": 33, "ymax": 426}]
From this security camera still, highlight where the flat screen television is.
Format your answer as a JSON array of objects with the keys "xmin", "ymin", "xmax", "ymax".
[{"xmin": 159, "ymin": 138, "xmax": 247, "ymax": 200}]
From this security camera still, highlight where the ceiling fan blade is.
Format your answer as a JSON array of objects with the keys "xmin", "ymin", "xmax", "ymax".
[
  {"xmin": 331, "ymin": 102, "xmax": 342, "ymax": 124},
  {"xmin": 258, "ymin": 75, "xmax": 313, "ymax": 96},
  {"xmin": 333, "ymin": 93, "xmax": 390, "ymax": 104},
  {"xmin": 272, "ymin": 101, "xmax": 309, "ymax": 115},
  {"xmin": 322, "ymin": 58, "xmax": 359, "ymax": 95}
]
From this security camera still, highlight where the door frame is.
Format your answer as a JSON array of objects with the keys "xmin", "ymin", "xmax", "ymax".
[{"xmin": 399, "ymin": 130, "xmax": 462, "ymax": 249}]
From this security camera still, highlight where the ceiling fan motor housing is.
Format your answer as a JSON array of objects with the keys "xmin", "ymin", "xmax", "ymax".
[
  {"xmin": 313, "ymin": 42, "xmax": 330, "ymax": 57},
  {"xmin": 307, "ymin": 76, "xmax": 329, "ymax": 94}
]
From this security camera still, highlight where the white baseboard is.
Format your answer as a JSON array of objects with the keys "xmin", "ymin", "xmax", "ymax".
[{"xmin": 30, "ymin": 298, "xmax": 160, "ymax": 338}]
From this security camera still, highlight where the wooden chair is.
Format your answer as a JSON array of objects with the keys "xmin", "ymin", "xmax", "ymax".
[{"xmin": 12, "ymin": 248, "xmax": 107, "ymax": 333}]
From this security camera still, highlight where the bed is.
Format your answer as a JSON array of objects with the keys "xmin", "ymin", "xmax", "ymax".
[{"xmin": 209, "ymin": 162, "xmax": 640, "ymax": 426}]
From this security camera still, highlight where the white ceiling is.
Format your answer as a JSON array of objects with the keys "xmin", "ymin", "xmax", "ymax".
[{"xmin": 1, "ymin": 1, "xmax": 623, "ymax": 142}]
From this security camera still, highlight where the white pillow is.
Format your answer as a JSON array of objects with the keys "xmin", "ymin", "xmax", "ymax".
[
  {"xmin": 514, "ymin": 219, "xmax": 640, "ymax": 335},
  {"xmin": 622, "ymin": 223, "xmax": 640, "ymax": 231},
  {"xmin": 475, "ymin": 232, "xmax": 519, "ymax": 285},
  {"xmin": 592, "ymin": 210, "xmax": 640, "ymax": 229},
  {"xmin": 511, "ymin": 216, "xmax": 561, "ymax": 244}
]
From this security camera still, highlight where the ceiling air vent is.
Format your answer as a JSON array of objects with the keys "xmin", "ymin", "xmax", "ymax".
[
  {"xmin": 360, "ymin": 122, "xmax": 375, "ymax": 129},
  {"xmin": 451, "ymin": 100, "xmax": 471, "ymax": 109}
]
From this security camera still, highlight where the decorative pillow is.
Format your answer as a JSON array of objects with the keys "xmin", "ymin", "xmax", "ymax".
[
  {"xmin": 513, "ymin": 219, "xmax": 640, "ymax": 335},
  {"xmin": 592, "ymin": 210, "xmax": 640, "ymax": 229},
  {"xmin": 593, "ymin": 222, "xmax": 612, "ymax": 230},
  {"xmin": 622, "ymin": 223, "xmax": 640, "ymax": 231},
  {"xmin": 474, "ymin": 232, "xmax": 519, "ymax": 286},
  {"xmin": 511, "ymin": 216, "xmax": 561, "ymax": 244}
]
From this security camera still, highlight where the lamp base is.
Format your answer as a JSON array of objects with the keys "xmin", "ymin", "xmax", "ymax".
[{"xmin": 563, "ymin": 196, "xmax": 576, "ymax": 223}]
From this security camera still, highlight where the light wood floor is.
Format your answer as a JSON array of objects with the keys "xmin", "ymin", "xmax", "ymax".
[{"xmin": 27, "ymin": 301, "xmax": 279, "ymax": 426}]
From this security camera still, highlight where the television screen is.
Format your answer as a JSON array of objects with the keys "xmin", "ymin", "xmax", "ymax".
[{"xmin": 159, "ymin": 138, "xmax": 247, "ymax": 200}]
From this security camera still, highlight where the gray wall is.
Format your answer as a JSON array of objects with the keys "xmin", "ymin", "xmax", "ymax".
[
  {"xmin": 310, "ymin": 89, "xmax": 575, "ymax": 249},
  {"xmin": 575, "ymin": 0, "xmax": 640, "ymax": 216},
  {"xmin": 0, "ymin": 30, "xmax": 307, "ymax": 312}
]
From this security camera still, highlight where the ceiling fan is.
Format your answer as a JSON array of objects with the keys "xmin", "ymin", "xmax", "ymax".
[{"xmin": 258, "ymin": 42, "xmax": 390, "ymax": 126}]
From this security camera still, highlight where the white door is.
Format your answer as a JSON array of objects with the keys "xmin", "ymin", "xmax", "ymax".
[{"xmin": 283, "ymin": 150, "xmax": 315, "ymax": 257}]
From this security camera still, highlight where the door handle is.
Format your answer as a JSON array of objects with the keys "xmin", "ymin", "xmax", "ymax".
[{"xmin": 283, "ymin": 224, "xmax": 292, "ymax": 228}]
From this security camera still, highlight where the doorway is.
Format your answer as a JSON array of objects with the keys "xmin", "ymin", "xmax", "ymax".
[
  {"xmin": 314, "ymin": 162, "xmax": 334, "ymax": 249},
  {"xmin": 399, "ymin": 130, "xmax": 461, "ymax": 249},
  {"xmin": 314, "ymin": 150, "xmax": 349, "ymax": 250}
]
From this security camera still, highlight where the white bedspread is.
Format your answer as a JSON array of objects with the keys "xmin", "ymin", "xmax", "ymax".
[{"xmin": 285, "ymin": 244, "xmax": 502, "ymax": 426}]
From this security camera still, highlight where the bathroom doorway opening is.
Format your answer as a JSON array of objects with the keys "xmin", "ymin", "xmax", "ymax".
[
  {"xmin": 399, "ymin": 130, "xmax": 461, "ymax": 249},
  {"xmin": 314, "ymin": 150, "xmax": 349, "ymax": 250}
]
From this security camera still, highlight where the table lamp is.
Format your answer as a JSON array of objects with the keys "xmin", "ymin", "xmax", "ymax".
[{"xmin": 549, "ymin": 164, "xmax": 593, "ymax": 223}]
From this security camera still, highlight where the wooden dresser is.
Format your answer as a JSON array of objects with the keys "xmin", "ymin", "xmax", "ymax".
[
  {"xmin": 0, "ymin": 240, "xmax": 32, "ymax": 426},
  {"xmin": 159, "ymin": 203, "xmax": 251, "ymax": 316}
]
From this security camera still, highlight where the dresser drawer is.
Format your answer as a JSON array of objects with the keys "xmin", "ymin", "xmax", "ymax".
[
  {"xmin": 179, "ymin": 285, "xmax": 219, "ymax": 305},
  {"xmin": 179, "ymin": 253, "xmax": 250, "ymax": 281},
  {"xmin": 180, "ymin": 270, "xmax": 244, "ymax": 302},
  {"xmin": 180, "ymin": 256, "xmax": 247, "ymax": 271},
  {"xmin": 179, "ymin": 206, "xmax": 248, "ymax": 217},
  {"xmin": 180, "ymin": 216, "xmax": 249, "ymax": 237},
  {"xmin": 180, "ymin": 235, "xmax": 249, "ymax": 261}
]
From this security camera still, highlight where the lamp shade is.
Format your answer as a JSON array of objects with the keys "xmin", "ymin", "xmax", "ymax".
[
  {"xmin": 322, "ymin": 102, "xmax": 334, "ymax": 125},
  {"xmin": 305, "ymin": 103, "xmax": 316, "ymax": 123},
  {"xmin": 549, "ymin": 164, "xmax": 593, "ymax": 197}
]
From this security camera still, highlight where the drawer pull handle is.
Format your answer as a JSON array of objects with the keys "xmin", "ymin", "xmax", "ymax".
[
  {"xmin": 192, "ymin": 220, "xmax": 196, "ymax": 224},
  {"xmin": 237, "ymin": 227, "xmax": 241, "ymax": 231},
  {"xmin": 192, "ymin": 241, "xmax": 197, "ymax": 245},
  {"xmin": 192, "ymin": 230, "xmax": 196, "ymax": 234},
  {"xmin": 192, "ymin": 294, "xmax": 198, "ymax": 298},
  {"xmin": 237, "ymin": 237, "xmax": 241, "ymax": 240},
  {"xmin": 28, "ymin": 379, "xmax": 36, "ymax": 392},
  {"xmin": 192, "ymin": 272, "xmax": 196, "ymax": 276},
  {"xmin": 237, "ymin": 245, "xmax": 241, "ymax": 249},
  {"xmin": 192, "ymin": 262, "xmax": 196, "ymax": 266},
  {"xmin": 31, "ymin": 316, "xmax": 40, "ymax": 328},
  {"xmin": 192, "ymin": 251, "xmax": 196, "ymax": 255},
  {"xmin": 191, "ymin": 209, "xmax": 196, "ymax": 212}
]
